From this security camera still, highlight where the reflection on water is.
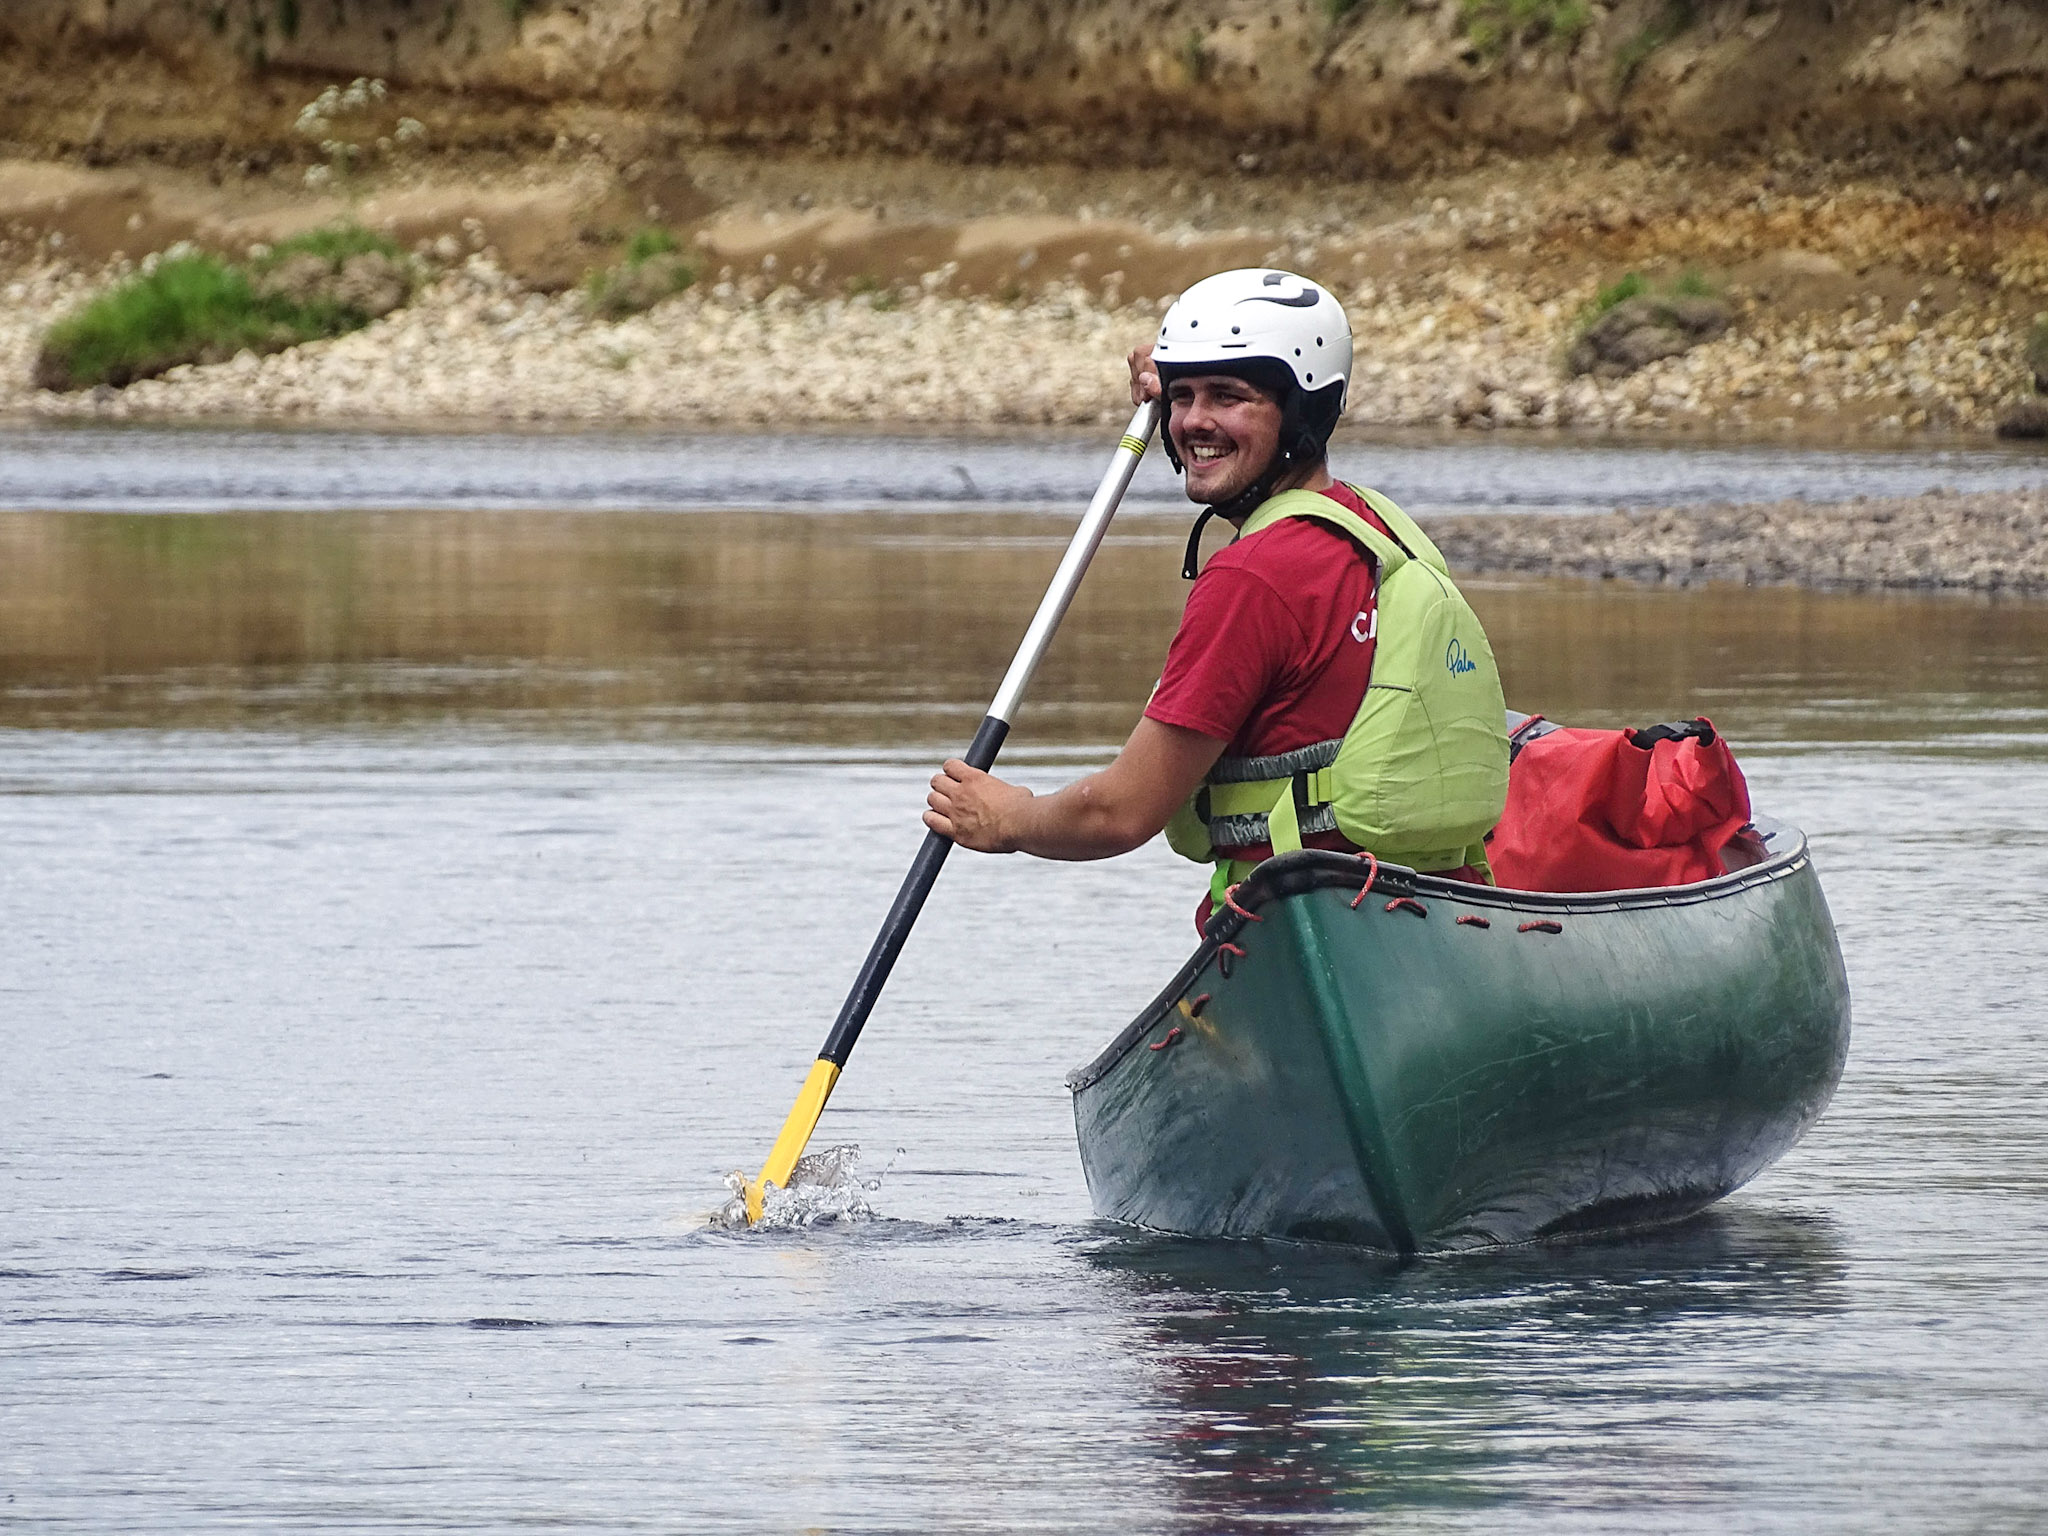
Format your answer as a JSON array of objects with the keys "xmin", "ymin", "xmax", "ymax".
[
  {"xmin": 1089, "ymin": 1210, "xmax": 1847, "ymax": 1529},
  {"xmin": 4, "ymin": 507, "xmax": 2045, "ymax": 748}
]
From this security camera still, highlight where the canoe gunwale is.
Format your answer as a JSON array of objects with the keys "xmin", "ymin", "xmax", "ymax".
[{"xmin": 1065, "ymin": 816, "xmax": 1813, "ymax": 1095}]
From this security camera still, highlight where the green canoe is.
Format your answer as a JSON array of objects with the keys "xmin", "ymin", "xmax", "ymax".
[{"xmin": 1067, "ymin": 817, "xmax": 1850, "ymax": 1253}]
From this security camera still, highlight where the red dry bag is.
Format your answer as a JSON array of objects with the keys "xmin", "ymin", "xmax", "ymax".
[{"xmin": 1487, "ymin": 717, "xmax": 1753, "ymax": 893}]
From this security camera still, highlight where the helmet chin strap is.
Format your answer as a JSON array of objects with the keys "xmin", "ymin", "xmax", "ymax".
[
  {"xmin": 1167, "ymin": 377, "xmax": 1324, "ymax": 579},
  {"xmin": 1179, "ymin": 442, "xmax": 1298, "ymax": 579}
]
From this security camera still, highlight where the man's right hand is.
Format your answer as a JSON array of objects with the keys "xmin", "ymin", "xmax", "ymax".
[{"xmin": 1127, "ymin": 342, "xmax": 1160, "ymax": 407}]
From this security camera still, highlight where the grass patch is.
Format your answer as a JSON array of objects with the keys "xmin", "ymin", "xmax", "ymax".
[
  {"xmin": 1323, "ymin": 0, "xmax": 1367, "ymax": 18},
  {"xmin": 35, "ymin": 233, "xmax": 409, "ymax": 392},
  {"xmin": 1668, "ymin": 267, "xmax": 1715, "ymax": 299},
  {"xmin": 583, "ymin": 226, "xmax": 695, "ymax": 320},
  {"xmin": 1586, "ymin": 271, "xmax": 1649, "ymax": 319},
  {"xmin": 1460, "ymin": 0, "xmax": 1590, "ymax": 55},
  {"xmin": 623, "ymin": 226, "xmax": 678, "ymax": 264},
  {"xmin": 1574, "ymin": 267, "xmax": 1718, "ymax": 334},
  {"xmin": 2025, "ymin": 316, "xmax": 2048, "ymax": 385},
  {"xmin": 254, "ymin": 223, "xmax": 403, "ymax": 272}
]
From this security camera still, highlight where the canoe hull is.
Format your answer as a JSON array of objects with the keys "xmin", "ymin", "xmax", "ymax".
[{"xmin": 1068, "ymin": 822, "xmax": 1850, "ymax": 1252}]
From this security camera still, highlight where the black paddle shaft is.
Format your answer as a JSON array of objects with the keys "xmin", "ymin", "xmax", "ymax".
[{"xmin": 817, "ymin": 713, "xmax": 1011, "ymax": 1067}]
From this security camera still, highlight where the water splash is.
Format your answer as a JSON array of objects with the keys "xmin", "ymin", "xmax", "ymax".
[{"xmin": 711, "ymin": 1144, "xmax": 900, "ymax": 1231}]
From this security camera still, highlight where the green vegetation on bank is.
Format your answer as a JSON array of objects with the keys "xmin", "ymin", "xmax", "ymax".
[
  {"xmin": 35, "ymin": 224, "xmax": 413, "ymax": 392},
  {"xmin": 255, "ymin": 222, "xmax": 400, "ymax": 273},
  {"xmin": 1576, "ymin": 267, "xmax": 1716, "ymax": 333},
  {"xmin": 1460, "ymin": 0, "xmax": 1590, "ymax": 54},
  {"xmin": 583, "ymin": 226, "xmax": 696, "ymax": 320},
  {"xmin": 1566, "ymin": 266, "xmax": 1730, "ymax": 377}
]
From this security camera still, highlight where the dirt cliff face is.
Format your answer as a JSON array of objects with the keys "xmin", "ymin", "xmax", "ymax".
[{"xmin": 3, "ymin": 0, "xmax": 2043, "ymax": 174}]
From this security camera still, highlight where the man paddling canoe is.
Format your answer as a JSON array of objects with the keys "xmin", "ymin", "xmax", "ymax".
[{"xmin": 925, "ymin": 268, "xmax": 1510, "ymax": 915}]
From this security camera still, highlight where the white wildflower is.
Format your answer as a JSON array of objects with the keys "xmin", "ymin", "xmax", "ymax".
[
  {"xmin": 304, "ymin": 164, "xmax": 334, "ymax": 190},
  {"xmin": 395, "ymin": 117, "xmax": 426, "ymax": 147}
]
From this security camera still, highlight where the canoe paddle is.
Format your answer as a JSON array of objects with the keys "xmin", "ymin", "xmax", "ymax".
[{"xmin": 742, "ymin": 400, "xmax": 1161, "ymax": 1223}]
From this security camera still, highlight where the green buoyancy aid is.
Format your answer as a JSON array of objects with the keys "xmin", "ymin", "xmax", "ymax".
[{"xmin": 1163, "ymin": 484, "xmax": 1510, "ymax": 894}]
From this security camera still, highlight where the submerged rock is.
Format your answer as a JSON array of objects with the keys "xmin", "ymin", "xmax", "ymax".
[{"xmin": 1569, "ymin": 295, "xmax": 1733, "ymax": 378}]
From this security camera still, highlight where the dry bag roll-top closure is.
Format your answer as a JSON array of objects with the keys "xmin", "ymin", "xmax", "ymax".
[{"xmin": 1164, "ymin": 486, "xmax": 1510, "ymax": 883}]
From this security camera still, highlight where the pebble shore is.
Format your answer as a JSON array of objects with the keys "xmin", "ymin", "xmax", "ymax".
[
  {"xmin": 1426, "ymin": 490, "xmax": 2048, "ymax": 595},
  {"xmin": 0, "ymin": 255, "xmax": 1142, "ymax": 428}
]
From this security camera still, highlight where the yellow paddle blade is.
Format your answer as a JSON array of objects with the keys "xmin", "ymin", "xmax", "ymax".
[{"xmin": 743, "ymin": 1057, "xmax": 842, "ymax": 1224}]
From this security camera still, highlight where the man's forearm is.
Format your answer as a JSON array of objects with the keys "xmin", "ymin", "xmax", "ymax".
[
  {"xmin": 927, "ymin": 716, "xmax": 1220, "ymax": 860},
  {"xmin": 1006, "ymin": 772, "xmax": 1156, "ymax": 861}
]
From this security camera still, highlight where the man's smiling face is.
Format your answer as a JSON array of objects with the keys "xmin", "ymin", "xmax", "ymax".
[{"xmin": 1166, "ymin": 373, "xmax": 1285, "ymax": 506}]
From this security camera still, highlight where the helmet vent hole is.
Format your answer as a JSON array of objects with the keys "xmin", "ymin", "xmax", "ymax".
[
  {"xmin": 1190, "ymin": 320, "xmax": 1198, "ymax": 329},
  {"xmin": 1316, "ymin": 337, "xmax": 1324, "ymax": 346},
  {"xmin": 1294, "ymin": 348, "xmax": 1301, "ymax": 356},
  {"xmin": 1231, "ymin": 325, "xmax": 1240, "ymax": 334},
  {"xmin": 1306, "ymin": 373, "xmax": 1314, "ymax": 382}
]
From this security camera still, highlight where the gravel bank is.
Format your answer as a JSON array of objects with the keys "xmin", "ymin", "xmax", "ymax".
[
  {"xmin": 4, "ymin": 214, "xmax": 2045, "ymax": 436},
  {"xmin": 1427, "ymin": 490, "xmax": 2048, "ymax": 595},
  {"xmin": 0, "ymin": 255, "xmax": 1142, "ymax": 428}
]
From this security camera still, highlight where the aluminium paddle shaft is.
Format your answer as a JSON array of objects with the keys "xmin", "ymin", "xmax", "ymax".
[{"xmin": 744, "ymin": 400, "xmax": 1161, "ymax": 1222}]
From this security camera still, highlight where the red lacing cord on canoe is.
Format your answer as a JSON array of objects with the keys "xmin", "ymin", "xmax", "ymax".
[
  {"xmin": 1519, "ymin": 920, "xmax": 1564, "ymax": 934},
  {"xmin": 1385, "ymin": 897, "xmax": 1428, "ymax": 918},
  {"xmin": 1149, "ymin": 1026, "xmax": 1183, "ymax": 1052},
  {"xmin": 1222, "ymin": 884, "xmax": 1263, "ymax": 922},
  {"xmin": 1187, "ymin": 993, "xmax": 1212, "ymax": 1017},
  {"xmin": 1347, "ymin": 853, "xmax": 1381, "ymax": 909},
  {"xmin": 1456, "ymin": 915, "xmax": 1491, "ymax": 928},
  {"xmin": 1216, "ymin": 941, "xmax": 1246, "ymax": 979}
]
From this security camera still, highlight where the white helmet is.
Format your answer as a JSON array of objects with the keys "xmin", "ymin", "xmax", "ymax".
[
  {"xmin": 1153, "ymin": 267, "xmax": 1352, "ymax": 410},
  {"xmin": 1152, "ymin": 270, "xmax": 1353, "ymax": 561}
]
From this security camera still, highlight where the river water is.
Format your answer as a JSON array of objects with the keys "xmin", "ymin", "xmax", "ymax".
[{"xmin": 3, "ymin": 427, "xmax": 2046, "ymax": 1532}]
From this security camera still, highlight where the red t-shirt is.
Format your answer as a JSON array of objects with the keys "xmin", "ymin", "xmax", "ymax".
[{"xmin": 1145, "ymin": 483, "xmax": 1392, "ymax": 862}]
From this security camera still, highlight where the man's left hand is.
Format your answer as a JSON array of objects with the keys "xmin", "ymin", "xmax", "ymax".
[{"xmin": 925, "ymin": 760, "xmax": 1033, "ymax": 853}]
